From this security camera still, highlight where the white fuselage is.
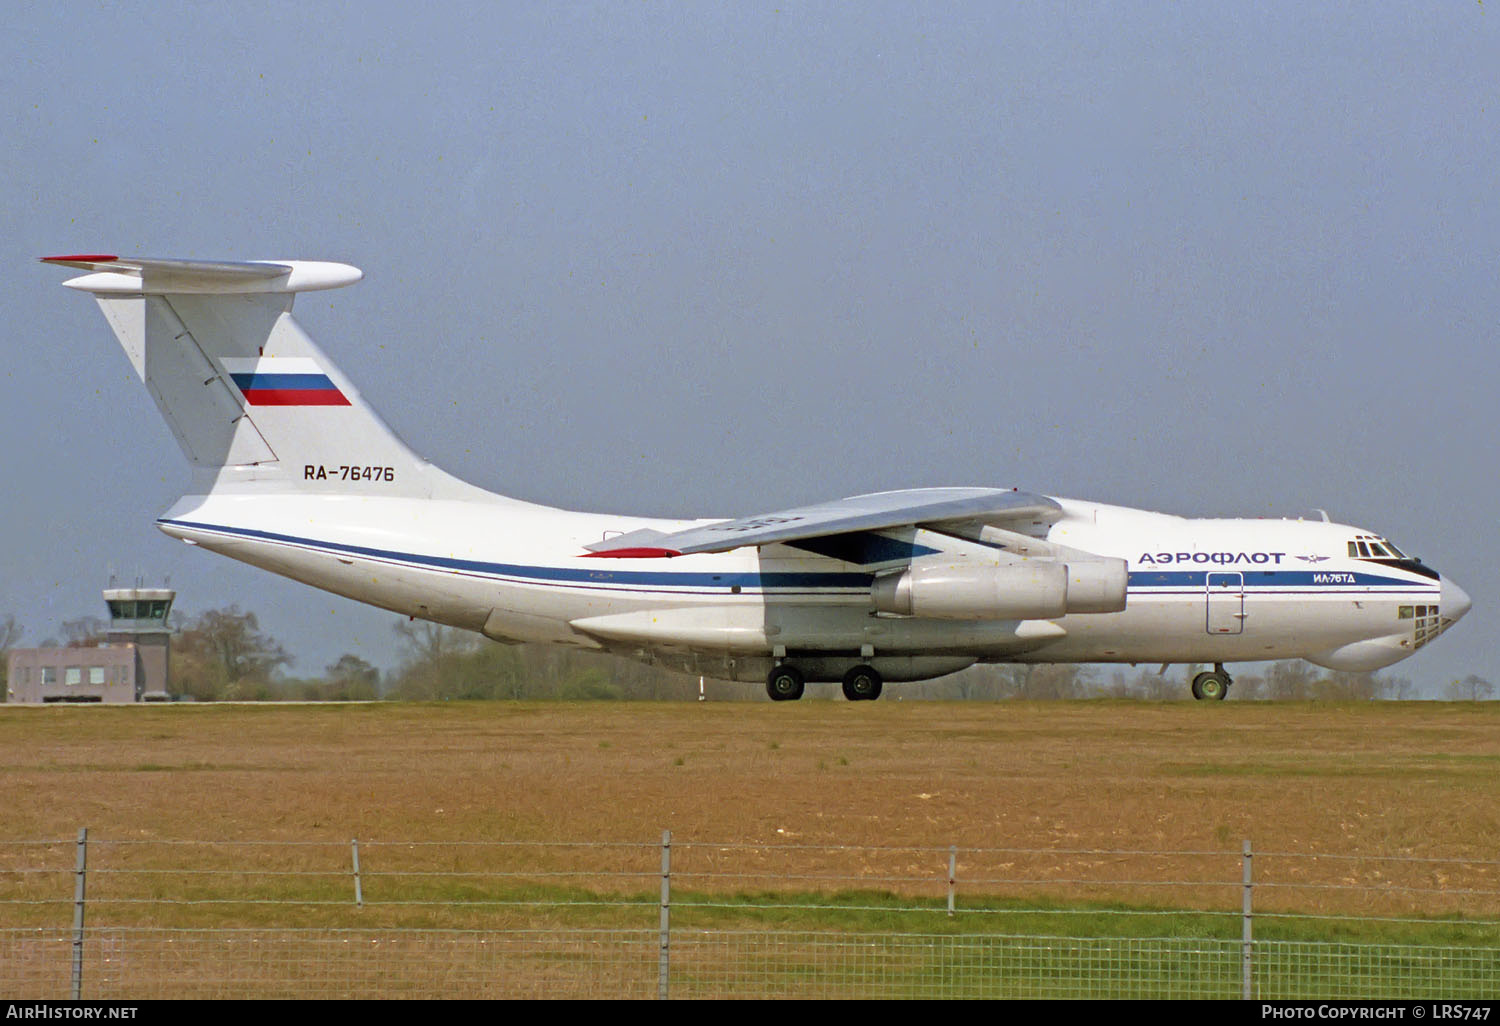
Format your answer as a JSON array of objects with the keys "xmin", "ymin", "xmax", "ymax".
[
  {"xmin": 157, "ymin": 489, "xmax": 1465, "ymax": 685},
  {"xmin": 44, "ymin": 254, "xmax": 1469, "ymax": 696}
]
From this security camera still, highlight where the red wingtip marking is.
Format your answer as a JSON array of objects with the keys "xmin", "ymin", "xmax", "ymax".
[
  {"xmin": 41, "ymin": 254, "xmax": 119, "ymax": 263},
  {"xmin": 580, "ymin": 547, "xmax": 682, "ymax": 559}
]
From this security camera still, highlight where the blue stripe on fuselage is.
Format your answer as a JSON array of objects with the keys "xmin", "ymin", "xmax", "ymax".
[
  {"xmin": 1127, "ymin": 569, "xmax": 1435, "ymax": 589},
  {"xmin": 156, "ymin": 519, "xmax": 1441, "ymax": 594},
  {"xmin": 159, "ymin": 518, "xmax": 874, "ymax": 589}
]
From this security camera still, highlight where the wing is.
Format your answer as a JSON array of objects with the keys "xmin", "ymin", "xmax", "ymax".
[{"xmin": 583, "ymin": 487, "xmax": 1062, "ymax": 558}]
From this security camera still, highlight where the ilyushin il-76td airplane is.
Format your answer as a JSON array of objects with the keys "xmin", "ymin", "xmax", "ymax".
[{"xmin": 42, "ymin": 255, "xmax": 1471, "ymax": 702}]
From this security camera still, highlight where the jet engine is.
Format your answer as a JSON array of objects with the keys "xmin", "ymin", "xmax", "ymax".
[{"xmin": 871, "ymin": 558, "xmax": 1127, "ymax": 620}]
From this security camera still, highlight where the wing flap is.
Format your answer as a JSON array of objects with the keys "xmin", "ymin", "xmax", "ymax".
[{"xmin": 583, "ymin": 487, "xmax": 1061, "ymax": 558}]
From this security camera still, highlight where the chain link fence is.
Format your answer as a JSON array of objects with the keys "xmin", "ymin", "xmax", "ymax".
[{"xmin": 1, "ymin": 833, "xmax": 1497, "ymax": 999}]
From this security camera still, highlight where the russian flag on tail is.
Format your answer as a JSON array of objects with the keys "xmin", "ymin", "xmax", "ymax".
[{"xmin": 220, "ymin": 357, "xmax": 351, "ymax": 407}]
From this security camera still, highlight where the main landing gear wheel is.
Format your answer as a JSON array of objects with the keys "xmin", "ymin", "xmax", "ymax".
[
  {"xmin": 1191, "ymin": 665, "xmax": 1232, "ymax": 701},
  {"xmin": 841, "ymin": 665, "xmax": 884, "ymax": 702},
  {"xmin": 766, "ymin": 665, "xmax": 805, "ymax": 702}
]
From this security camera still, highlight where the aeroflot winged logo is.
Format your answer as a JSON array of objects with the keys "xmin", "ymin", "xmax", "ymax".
[{"xmin": 219, "ymin": 357, "xmax": 350, "ymax": 407}]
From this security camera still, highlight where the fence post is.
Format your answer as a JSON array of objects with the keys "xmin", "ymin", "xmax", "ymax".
[
  {"xmin": 71, "ymin": 828, "xmax": 88, "ymax": 1001},
  {"xmin": 658, "ymin": 829, "xmax": 671, "ymax": 1000},
  {"xmin": 1242, "ymin": 839, "xmax": 1253, "ymax": 1000},
  {"xmin": 947, "ymin": 846, "xmax": 957, "ymax": 917},
  {"xmin": 351, "ymin": 839, "xmax": 363, "ymax": 908}
]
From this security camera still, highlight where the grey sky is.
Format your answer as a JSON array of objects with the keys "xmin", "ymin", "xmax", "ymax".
[{"xmin": 4, "ymin": 3, "xmax": 1495, "ymax": 692}]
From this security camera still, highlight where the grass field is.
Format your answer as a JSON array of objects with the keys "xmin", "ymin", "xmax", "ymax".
[
  {"xmin": 2, "ymin": 700, "xmax": 1498, "ymax": 932},
  {"xmin": 4, "ymin": 699, "xmax": 1499, "ymax": 997},
  {"xmin": 4, "ymin": 700, "xmax": 1497, "ymax": 847}
]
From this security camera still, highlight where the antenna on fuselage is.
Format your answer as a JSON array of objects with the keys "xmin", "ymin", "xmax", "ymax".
[{"xmin": 1311, "ymin": 508, "xmax": 1331, "ymax": 522}]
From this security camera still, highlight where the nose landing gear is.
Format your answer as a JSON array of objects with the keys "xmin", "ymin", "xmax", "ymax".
[{"xmin": 1190, "ymin": 664, "xmax": 1233, "ymax": 701}]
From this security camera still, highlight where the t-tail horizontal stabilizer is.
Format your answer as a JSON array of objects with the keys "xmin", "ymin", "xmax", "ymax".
[{"xmin": 43, "ymin": 254, "xmax": 483, "ymax": 501}]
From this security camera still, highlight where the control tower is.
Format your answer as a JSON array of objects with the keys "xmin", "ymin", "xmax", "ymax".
[
  {"xmin": 6, "ymin": 586, "xmax": 176, "ymax": 703},
  {"xmin": 103, "ymin": 587, "xmax": 175, "ymax": 701}
]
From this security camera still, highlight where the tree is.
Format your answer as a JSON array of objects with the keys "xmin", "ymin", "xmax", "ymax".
[
  {"xmin": 172, "ymin": 606, "xmax": 292, "ymax": 700},
  {"xmin": 1263, "ymin": 661, "xmax": 1322, "ymax": 700},
  {"xmin": 61, "ymin": 616, "xmax": 107, "ymax": 647},
  {"xmin": 324, "ymin": 653, "xmax": 381, "ymax": 700},
  {"xmin": 392, "ymin": 619, "xmax": 467, "ymax": 666},
  {"xmin": 1101, "ymin": 666, "xmax": 1181, "ymax": 701},
  {"xmin": 1021, "ymin": 664, "xmax": 1097, "ymax": 699},
  {"xmin": 1446, "ymin": 675, "xmax": 1495, "ymax": 701},
  {"xmin": 966, "ymin": 664, "xmax": 1097, "ymax": 700},
  {"xmin": 0, "ymin": 614, "xmax": 21, "ymax": 697},
  {"xmin": 1315, "ymin": 670, "xmax": 1389, "ymax": 701},
  {"xmin": 386, "ymin": 618, "xmax": 700, "ymax": 701},
  {"xmin": 1385, "ymin": 675, "xmax": 1416, "ymax": 701},
  {"xmin": 388, "ymin": 621, "xmax": 482, "ymax": 700}
]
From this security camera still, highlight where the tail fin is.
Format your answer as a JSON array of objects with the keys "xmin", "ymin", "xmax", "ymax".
[{"xmin": 44, "ymin": 255, "xmax": 477, "ymax": 500}]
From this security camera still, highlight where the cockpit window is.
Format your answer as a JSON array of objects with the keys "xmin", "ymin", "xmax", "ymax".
[{"xmin": 1349, "ymin": 535, "xmax": 1409, "ymax": 560}]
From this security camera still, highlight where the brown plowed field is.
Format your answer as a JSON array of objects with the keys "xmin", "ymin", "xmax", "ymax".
[{"xmin": 2, "ymin": 700, "xmax": 1497, "ymax": 921}]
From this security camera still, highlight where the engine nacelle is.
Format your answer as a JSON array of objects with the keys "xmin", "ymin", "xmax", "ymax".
[
  {"xmin": 871, "ymin": 558, "xmax": 1127, "ymax": 620},
  {"xmin": 1062, "ymin": 558, "xmax": 1130, "ymax": 614}
]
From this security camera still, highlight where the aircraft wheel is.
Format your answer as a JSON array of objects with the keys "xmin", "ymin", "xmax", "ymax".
[
  {"xmin": 766, "ymin": 665, "xmax": 805, "ymax": 702},
  {"xmin": 1190, "ymin": 670, "xmax": 1230, "ymax": 701},
  {"xmin": 841, "ymin": 665, "xmax": 884, "ymax": 702}
]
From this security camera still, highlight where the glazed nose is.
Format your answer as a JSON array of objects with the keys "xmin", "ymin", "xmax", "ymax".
[{"xmin": 1441, "ymin": 577, "xmax": 1472, "ymax": 623}]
